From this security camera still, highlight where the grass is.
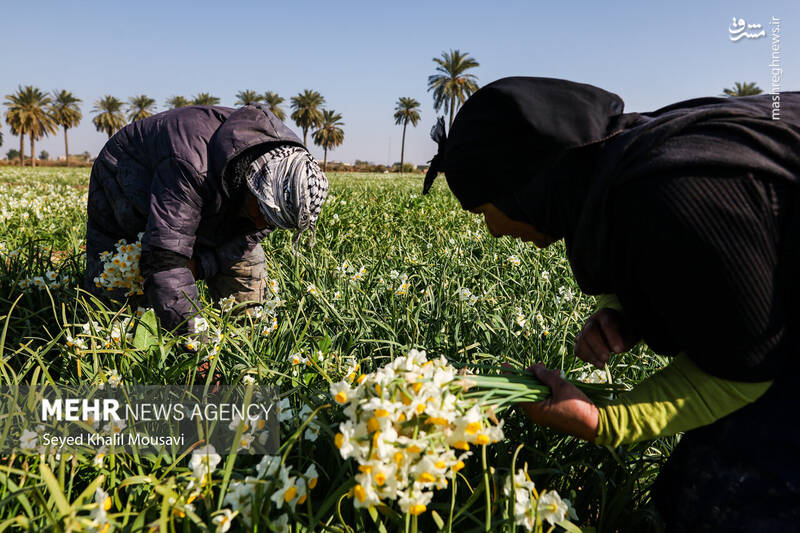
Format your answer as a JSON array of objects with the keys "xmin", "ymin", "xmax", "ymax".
[{"xmin": 0, "ymin": 167, "xmax": 672, "ymax": 532}]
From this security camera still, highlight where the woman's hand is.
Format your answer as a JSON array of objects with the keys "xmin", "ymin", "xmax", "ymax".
[
  {"xmin": 518, "ymin": 364, "xmax": 599, "ymax": 442},
  {"xmin": 575, "ymin": 308, "xmax": 639, "ymax": 369}
]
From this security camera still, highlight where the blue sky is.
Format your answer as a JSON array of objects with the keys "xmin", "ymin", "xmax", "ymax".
[{"xmin": 1, "ymin": 0, "xmax": 796, "ymax": 166}]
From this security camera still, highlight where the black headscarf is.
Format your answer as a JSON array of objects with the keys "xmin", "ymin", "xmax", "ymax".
[{"xmin": 424, "ymin": 76, "xmax": 800, "ymax": 294}]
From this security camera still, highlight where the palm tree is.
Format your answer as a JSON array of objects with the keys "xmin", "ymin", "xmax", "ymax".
[
  {"xmin": 4, "ymin": 117, "xmax": 23, "ymax": 165},
  {"xmin": 235, "ymin": 90, "xmax": 261, "ymax": 106},
  {"xmin": 49, "ymin": 90, "xmax": 82, "ymax": 166},
  {"xmin": 263, "ymin": 91, "xmax": 286, "ymax": 121},
  {"xmin": 722, "ymin": 81, "xmax": 763, "ymax": 97},
  {"xmin": 193, "ymin": 93, "xmax": 220, "ymax": 106},
  {"xmin": 427, "ymin": 49, "xmax": 480, "ymax": 128},
  {"xmin": 3, "ymin": 85, "xmax": 56, "ymax": 168},
  {"xmin": 290, "ymin": 90, "xmax": 325, "ymax": 146},
  {"xmin": 166, "ymin": 95, "xmax": 191, "ymax": 108},
  {"xmin": 127, "ymin": 94, "xmax": 156, "ymax": 122},
  {"xmin": 312, "ymin": 109, "xmax": 344, "ymax": 171},
  {"xmin": 393, "ymin": 97, "xmax": 421, "ymax": 172},
  {"xmin": 92, "ymin": 95, "xmax": 126, "ymax": 138}
]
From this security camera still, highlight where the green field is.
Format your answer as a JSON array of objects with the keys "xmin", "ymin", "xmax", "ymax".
[{"xmin": 0, "ymin": 167, "xmax": 672, "ymax": 532}]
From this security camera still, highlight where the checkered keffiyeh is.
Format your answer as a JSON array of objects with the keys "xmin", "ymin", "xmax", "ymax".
[{"xmin": 245, "ymin": 145, "xmax": 329, "ymax": 248}]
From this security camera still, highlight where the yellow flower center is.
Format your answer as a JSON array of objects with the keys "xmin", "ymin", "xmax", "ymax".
[
  {"xmin": 428, "ymin": 417, "xmax": 449, "ymax": 426},
  {"xmin": 357, "ymin": 374, "xmax": 367, "ymax": 384},
  {"xmin": 309, "ymin": 477, "xmax": 318, "ymax": 489},
  {"xmin": 412, "ymin": 382, "xmax": 423, "ymax": 393},
  {"xmin": 104, "ymin": 496, "xmax": 112, "ymax": 511},
  {"xmin": 434, "ymin": 460, "xmax": 446, "ymax": 469},
  {"xmin": 284, "ymin": 486, "xmax": 297, "ymax": 502},
  {"xmin": 367, "ymin": 417, "xmax": 380, "ymax": 433},
  {"xmin": 453, "ymin": 461, "xmax": 466, "ymax": 472},
  {"xmin": 409, "ymin": 504, "xmax": 426, "ymax": 516},
  {"xmin": 334, "ymin": 391, "xmax": 347, "ymax": 404},
  {"xmin": 335, "ymin": 433, "xmax": 344, "ymax": 448},
  {"xmin": 407, "ymin": 445, "xmax": 421, "ymax": 454},
  {"xmin": 354, "ymin": 484, "xmax": 367, "ymax": 503},
  {"xmin": 358, "ymin": 465, "xmax": 372, "ymax": 474},
  {"xmin": 418, "ymin": 472, "xmax": 436, "ymax": 483},
  {"xmin": 452, "ymin": 441, "xmax": 470, "ymax": 451},
  {"xmin": 394, "ymin": 451, "xmax": 404, "ymax": 464},
  {"xmin": 476, "ymin": 433, "xmax": 490, "ymax": 445},
  {"xmin": 465, "ymin": 422, "xmax": 481, "ymax": 435},
  {"xmin": 415, "ymin": 403, "xmax": 425, "ymax": 414},
  {"xmin": 298, "ymin": 494, "xmax": 307, "ymax": 505},
  {"xmin": 374, "ymin": 472, "xmax": 386, "ymax": 486}
]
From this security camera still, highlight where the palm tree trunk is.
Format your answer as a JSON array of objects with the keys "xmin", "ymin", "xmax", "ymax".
[
  {"xmin": 64, "ymin": 126, "xmax": 70, "ymax": 167},
  {"xmin": 400, "ymin": 121, "xmax": 407, "ymax": 173},
  {"xmin": 323, "ymin": 148, "xmax": 328, "ymax": 172},
  {"xmin": 19, "ymin": 134, "xmax": 24, "ymax": 167},
  {"xmin": 30, "ymin": 135, "xmax": 35, "ymax": 168},
  {"xmin": 303, "ymin": 128, "xmax": 308, "ymax": 147},
  {"xmin": 449, "ymin": 94, "xmax": 456, "ymax": 128}
]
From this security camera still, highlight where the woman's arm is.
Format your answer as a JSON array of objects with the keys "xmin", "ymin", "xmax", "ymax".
[
  {"xmin": 595, "ymin": 353, "xmax": 772, "ymax": 446},
  {"xmin": 140, "ymin": 158, "xmax": 205, "ymax": 332}
]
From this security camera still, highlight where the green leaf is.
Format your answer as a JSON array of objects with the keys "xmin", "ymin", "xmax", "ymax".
[
  {"xmin": 555, "ymin": 520, "xmax": 585, "ymax": 533},
  {"xmin": 431, "ymin": 509, "xmax": 445, "ymax": 530},
  {"xmin": 367, "ymin": 505, "xmax": 388, "ymax": 533},
  {"xmin": 39, "ymin": 463, "xmax": 70, "ymax": 516},
  {"xmin": 133, "ymin": 309, "xmax": 159, "ymax": 350}
]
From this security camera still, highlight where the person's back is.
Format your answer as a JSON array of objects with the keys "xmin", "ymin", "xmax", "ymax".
[{"xmin": 84, "ymin": 103, "xmax": 318, "ymax": 332}]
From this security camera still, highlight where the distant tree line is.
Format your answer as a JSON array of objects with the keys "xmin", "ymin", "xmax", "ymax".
[
  {"xmin": 1, "ymin": 49, "xmax": 760, "ymax": 172},
  {"xmin": 1, "ymin": 88, "xmax": 346, "ymax": 170}
]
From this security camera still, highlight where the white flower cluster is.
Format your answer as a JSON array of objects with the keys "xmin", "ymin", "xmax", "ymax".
[
  {"xmin": 63, "ymin": 312, "xmax": 147, "ymax": 352},
  {"xmin": 336, "ymin": 260, "xmax": 367, "ymax": 282},
  {"xmin": 89, "ymin": 487, "xmax": 113, "ymax": 533},
  {"xmin": 0, "ymin": 181, "xmax": 87, "ymax": 223},
  {"xmin": 458, "ymin": 287, "xmax": 479, "ymax": 306},
  {"xmin": 503, "ymin": 467, "xmax": 575, "ymax": 530},
  {"xmin": 514, "ymin": 307, "xmax": 528, "ymax": 329},
  {"xmin": 93, "ymin": 233, "xmax": 144, "ymax": 296},
  {"xmin": 188, "ymin": 445, "xmax": 318, "ymax": 531},
  {"xmin": 330, "ymin": 349, "xmax": 504, "ymax": 516},
  {"xmin": 393, "ymin": 272, "xmax": 410, "ymax": 296},
  {"xmin": 577, "ymin": 368, "xmax": 608, "ymax": 384},
  {"xmin": 17, "ymin": 270, "xmax": 71, "ymax": 291},
  {"xmin": 556, "ymin": 286, "xmax": 575, "ymax": 303}
]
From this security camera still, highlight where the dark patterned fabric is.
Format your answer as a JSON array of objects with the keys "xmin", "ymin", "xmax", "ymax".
[{"xmin": 246, "ymin": 145, "xmax": 328, "ymax": 248}]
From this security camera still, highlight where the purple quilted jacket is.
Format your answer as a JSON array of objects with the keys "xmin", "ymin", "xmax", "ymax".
[{"xmin": 86, "ymin": 104, "xmax": 303, "ymax": 330}]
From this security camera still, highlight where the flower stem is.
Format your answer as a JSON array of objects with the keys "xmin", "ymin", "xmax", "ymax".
[
  {"xmin": 448, "ymin": 468, "xmax": 457, "ymax": 533},
  {"xmin": 482, "ymin": 443, "xmax": 491, "ymax": 532}
]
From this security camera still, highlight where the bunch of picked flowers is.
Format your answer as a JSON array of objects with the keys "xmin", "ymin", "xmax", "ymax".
[
  {"xmin": 330, "ymin": 349, "xmax": 504, "ymax": 516},
  {"xmin": 330, "ymin": 349, "xmax": 621, "ymax": 520},
  {"xmin": 93, "ymin": 233, "xmax": 144, "ymax": 296}
]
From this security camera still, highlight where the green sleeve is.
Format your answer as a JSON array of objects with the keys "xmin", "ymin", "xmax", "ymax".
[{"xmin": 594, "ymin": 352, "xmax": 773, "ymax": 447}]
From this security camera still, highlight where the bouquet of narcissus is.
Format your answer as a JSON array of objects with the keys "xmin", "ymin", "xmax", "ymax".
[
  {"xmin": 330, "ymin": 349, "xmax": 504, "ymax": 516},
  {"xmin": 330, "ymin": 348, "xmax": 621, "ymax": 526},
  {"xmin": 93, "ymin": 233, "xmax": 144, "ymax": 296}
]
